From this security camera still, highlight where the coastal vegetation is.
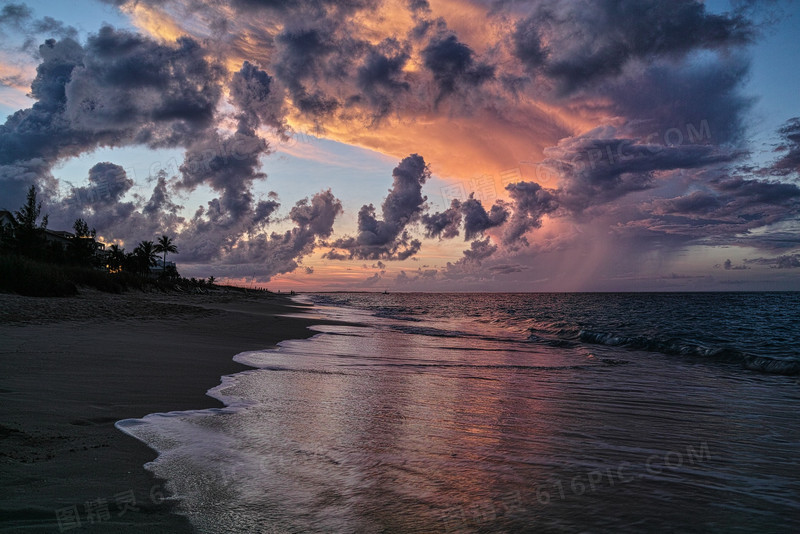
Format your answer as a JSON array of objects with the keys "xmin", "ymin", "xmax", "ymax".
[{"xmin": 0, "ymin": 186, "xmax": 219, "ymax": 296}]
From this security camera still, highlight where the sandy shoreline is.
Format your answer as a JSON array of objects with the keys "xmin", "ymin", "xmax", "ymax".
[{"xmin": 0, "ymin": 289, "xmax": 328, "ymax": 533}]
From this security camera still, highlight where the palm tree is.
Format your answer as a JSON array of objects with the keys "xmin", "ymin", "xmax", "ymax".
[
  {"xmin": 154, "ymin": 235, "xmax": 178, "ymax": 273},
  {"xmin": 207, "ymin": 275, "xmax": 216, "ymax": 287},
  {"xmin": 133, "ymin": 240, "xmax": 158, "ymax": 274},
  {"xmin": 107, "ymin": 244, "xmax": 125, "ymax": 273}
]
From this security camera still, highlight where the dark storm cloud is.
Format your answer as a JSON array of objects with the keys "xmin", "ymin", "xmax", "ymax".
[
  {"xmin": 272, "ymin": 24, "xmax": 347, "ymax": 120},
  {"xmin": 461, "ymin": 195, "xmax": 509, "ymax": 240},
  {"xmin": 612, "ymin": 118, "xmax": 800, "ymax": 250},
  {"xmin": 421, "ymin": 195, "xmax": 509, "ymax": 241},
  {"xmin": 487, "ymin": 263, "xmax": 526, "ymax": 275},
  {"xmin": 0, "ymin": 3, "xmax": 32, "ymax": 27},
  {"xmin": 713, "ymin": 176, "xmax": 800, "ymax": 205},
  {"xmin": 421, "ymin": 199, "xmax": 462, "ymax": 239},
  {"xmin": 617, "ymin": 175, "xmax": 800, "ymax": 245},
  {"xmin": 502, "ymin": 181, "xmax": 559, "ymax": 246},
  {"xmin": 0, "ymin": 38, "xmax": 83, "ymax": 171},
  {"xmin": 229, "ymin": 0, "xmax": 371, "ymax": 13},
  {"xmin": 357, "ymin": 41, "xmax": 411, "ymax": 118},
  {"xmin": 407, "ymin": 0, "xmax": 430, "ymax": 13},
  {"xmin": 651, "ymin": 191, "xmax": 723, "ymax": 215},
  {"xmin": 0, "ymin": 27, "xmax": 225, "ymax": 209},
  {"xmin": 745, "ymin": 254, "xmax": 800, "ymax": 269},
  {"xmin": 542, "ymin": 134, "xmax": 739, "ymax": 213},
  {"xmin": 512, "ymin": 0, "xmax": 753, "ymax": 94},
  {"xmin": 511, "ymin": 15, "xmax": 547, "ymax": 73},
  {"xmin": 210, "ymin": 190, "xmax": 342, "ymax": 276},
  {"xmin": 176, "ymin": 59, "xmax": 293, "ymax": 260},
  {"xmin": 143, "ymin": 171, "xmax": 183, "ymax": 218},
  {"xmin": 230, "ymin": 61, "xmax": 287, "ymax": 133},
  {"xmin": 178, "ymin": 123, "xmax": 268, "ymax": 222},
  {"xmin": 601, "ymin": 56, "xmax": 753, "ymax": 145},
  {"xmin": 422, "ymin": 32, "xmax": 494, "ymax": 103},
  {"xmin": 0, "ymin": 2, "xmax": 78, "ymax": 50},
  {"xmin": 67, "ymin": 26, "xmax": 224, "ymax": 143},
  {"xmin": 723, "ymin": 259, "xmax": 749, "ymax": 270},
  {"xmin": 771, "ymin": 255, "xmax": 800, "ymax": 269},
  {"xmin": 47, "ymin": 167, "xmax": 185, "ymax": 246},
  {"xmin": 72, "ymin": 162, "xmax": 134, "ymax": 205},
  {"xmin": 0, "ymin": 24, "xmax": 342, "ymax": 280},
  {"xmin": 462, "ymin": 237, "xmax": 497, "ymax": 262},
  {"xmin": 771, "ymin": 117, "xmax": 800, "ymax": 176},
  {"xmin": 326, "ymin": 154, "xmax": 429, "ymax": 260}
]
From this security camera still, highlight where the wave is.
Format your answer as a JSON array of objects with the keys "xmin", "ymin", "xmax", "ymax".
[
  {"xmin": 526, "ymin": 333, "xmax": 579, "ymax": 348},
  {"xmin": 577, "ymin": 329, "xmax": 799, "ymax": 376},
  {"xmin": 741, "ymin": 355, "xmax": 800, "ymax": 375}
]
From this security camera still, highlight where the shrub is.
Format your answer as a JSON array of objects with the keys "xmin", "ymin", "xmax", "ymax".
[{"xmin": 0, "ymin": 255, "xmax": 78, "ymax": 297}]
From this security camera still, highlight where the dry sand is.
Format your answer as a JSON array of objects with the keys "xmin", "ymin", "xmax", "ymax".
[{"xmin": 0, "ymin": 289, "xmax": 331, "ymax": 533}]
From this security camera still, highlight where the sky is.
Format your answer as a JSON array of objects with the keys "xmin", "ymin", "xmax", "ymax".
[{"xmin": 1, "ymin": 0, "xmax": 799, "ymax": 291}]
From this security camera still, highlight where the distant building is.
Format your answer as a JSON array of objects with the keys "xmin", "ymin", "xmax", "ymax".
[
  {"xmin": 43, "ymin": 229, "xmax": 74, "ymax": 249},
  {"xmin": 1, "ymin": 211, "xmax": 108, "ymax": 263},
  {"xmin": 150, "ymin": 257, "xmax": 177, "ymax": 276},
  {"xmin": 40, "ymin": 230, "xmax": 106, "ymax": 251}
]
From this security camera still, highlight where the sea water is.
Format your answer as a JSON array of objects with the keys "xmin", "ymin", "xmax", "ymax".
[{"xmin": 117, "ymin": 293, "xmax": 800, "ymax": 533}]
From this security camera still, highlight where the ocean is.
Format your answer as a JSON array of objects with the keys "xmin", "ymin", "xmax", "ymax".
[{"xmin": 117, "ymin": 292, "xmax": 800, "ymax": 533}]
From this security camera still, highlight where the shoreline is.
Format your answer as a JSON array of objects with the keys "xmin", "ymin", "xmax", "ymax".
[{"xmin": 0, "ymin": 289, "xmax": 330, "ymax": 533}]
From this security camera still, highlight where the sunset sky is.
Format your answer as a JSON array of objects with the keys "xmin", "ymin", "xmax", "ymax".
[{"xmin": 1, "ymin": 0, "xmax": 799, "ymax": 291}]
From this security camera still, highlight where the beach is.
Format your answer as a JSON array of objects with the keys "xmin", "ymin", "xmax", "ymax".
[
  {"xmin": 3, "ymin": 291, "xmax": 799, "ymax": 533},
  {"xmin": 0, "ymin": 289, "xmax": 325, "ymax": 533}
]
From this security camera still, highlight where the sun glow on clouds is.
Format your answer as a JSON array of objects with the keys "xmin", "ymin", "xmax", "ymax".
[
  {"xmin": 121, "ymin": 0, "xmax": 580, "ymax": 181},
  {"xmin": 122, "ymin": 2, "xmax": 187, "ymax": 42}
]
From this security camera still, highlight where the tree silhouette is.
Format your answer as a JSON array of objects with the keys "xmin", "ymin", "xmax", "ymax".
[
  {"xmin": 154, "ymin": 235, "xmax": 177, "ymax": 273},
  {"xmin": 132, "ymin": 240, "xmax": 158, "ymax": 274},
  {"xmin": 11, "ymin": 186, "xmax": 48, "ymax": 258},
  {"xmin": 107, "ymin": 244, "xmax": 125, "ymax": 272},
  {"xmin": 68, "ymin": 218, "xmax": 98, "ymax": 266},
  {"xmin": 207, "ymin": 275, "xmax": 216, "ymax": 287}
]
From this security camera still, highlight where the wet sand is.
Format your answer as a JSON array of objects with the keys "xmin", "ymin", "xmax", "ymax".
[{"xmin": 0, "ymin": 289, "xmax": 326, "ymax": 533}]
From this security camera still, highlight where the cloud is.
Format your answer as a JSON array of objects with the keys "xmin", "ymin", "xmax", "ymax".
[
  {"xmin": 0, "ymin": 24, "xmax": 343, "ymax": 281},
  {"xmin": 357, "ymin": 40, "xmax": 411, "ymax": 119},
  {"xmin": 462, "ymin": 237, "xmax": 497, "ymax": 262},
  {"xmin": 745, "ymin": 254, "xmax": 800, "ymax": 269},
  {"xmin": 48, "ymin": 167, "xmax": 185, "ymax": 247},
  {"xmin": 538, "ymin": 128, "xmax": 740, "ymax": 214},
  {"xmin": 0, "ymin": 27, "xmax": 226, "ymax": 209},
  {"xmin": 73, "ymin": 162, "xmax": 133, "ymax": 204},
  {"xmin": 771, "ymin": 117, "xmax": 800, "ymax": 176},
  {"xmin": 502, "ymin": 181, "xmax": 559, "ymax": 246},
  {"xmin": 461, "ymin": 195, "xmax": 509, "ymax": 240},
  {"xmin": 723, "ymin": 258, "xmax": 749, "ymax": 270},
  {"xmin": 512, "ymin": 0, "xmax": 753, "ymax": 94},
  {"xmin": 0, "ymin": 3, "xmax": 32, "ymax": 28},
  {"xmin": 421, "ymin": 199, "xmax": 461, "ymax": 239},
  {"xmin": 325, "ymin": 154, "xmax": 429, "ymax": 260},
  {"xmin": 208, "ymin": 189, "xmax": 342, "ymax": 273},
  {"xmin": 422, "ymin": 194, "xmax": 509, "ymax": 240},
  {"xmin": 230, "ymin": 60, "xmax": 287, "ymax": 134},
  {"xmin": 422, "ymin": 32, "xmax": 494, "ymax": 103},
  {"xmin": 0, "ymin": 3, "xmax": 78, "ymax": 49}
]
